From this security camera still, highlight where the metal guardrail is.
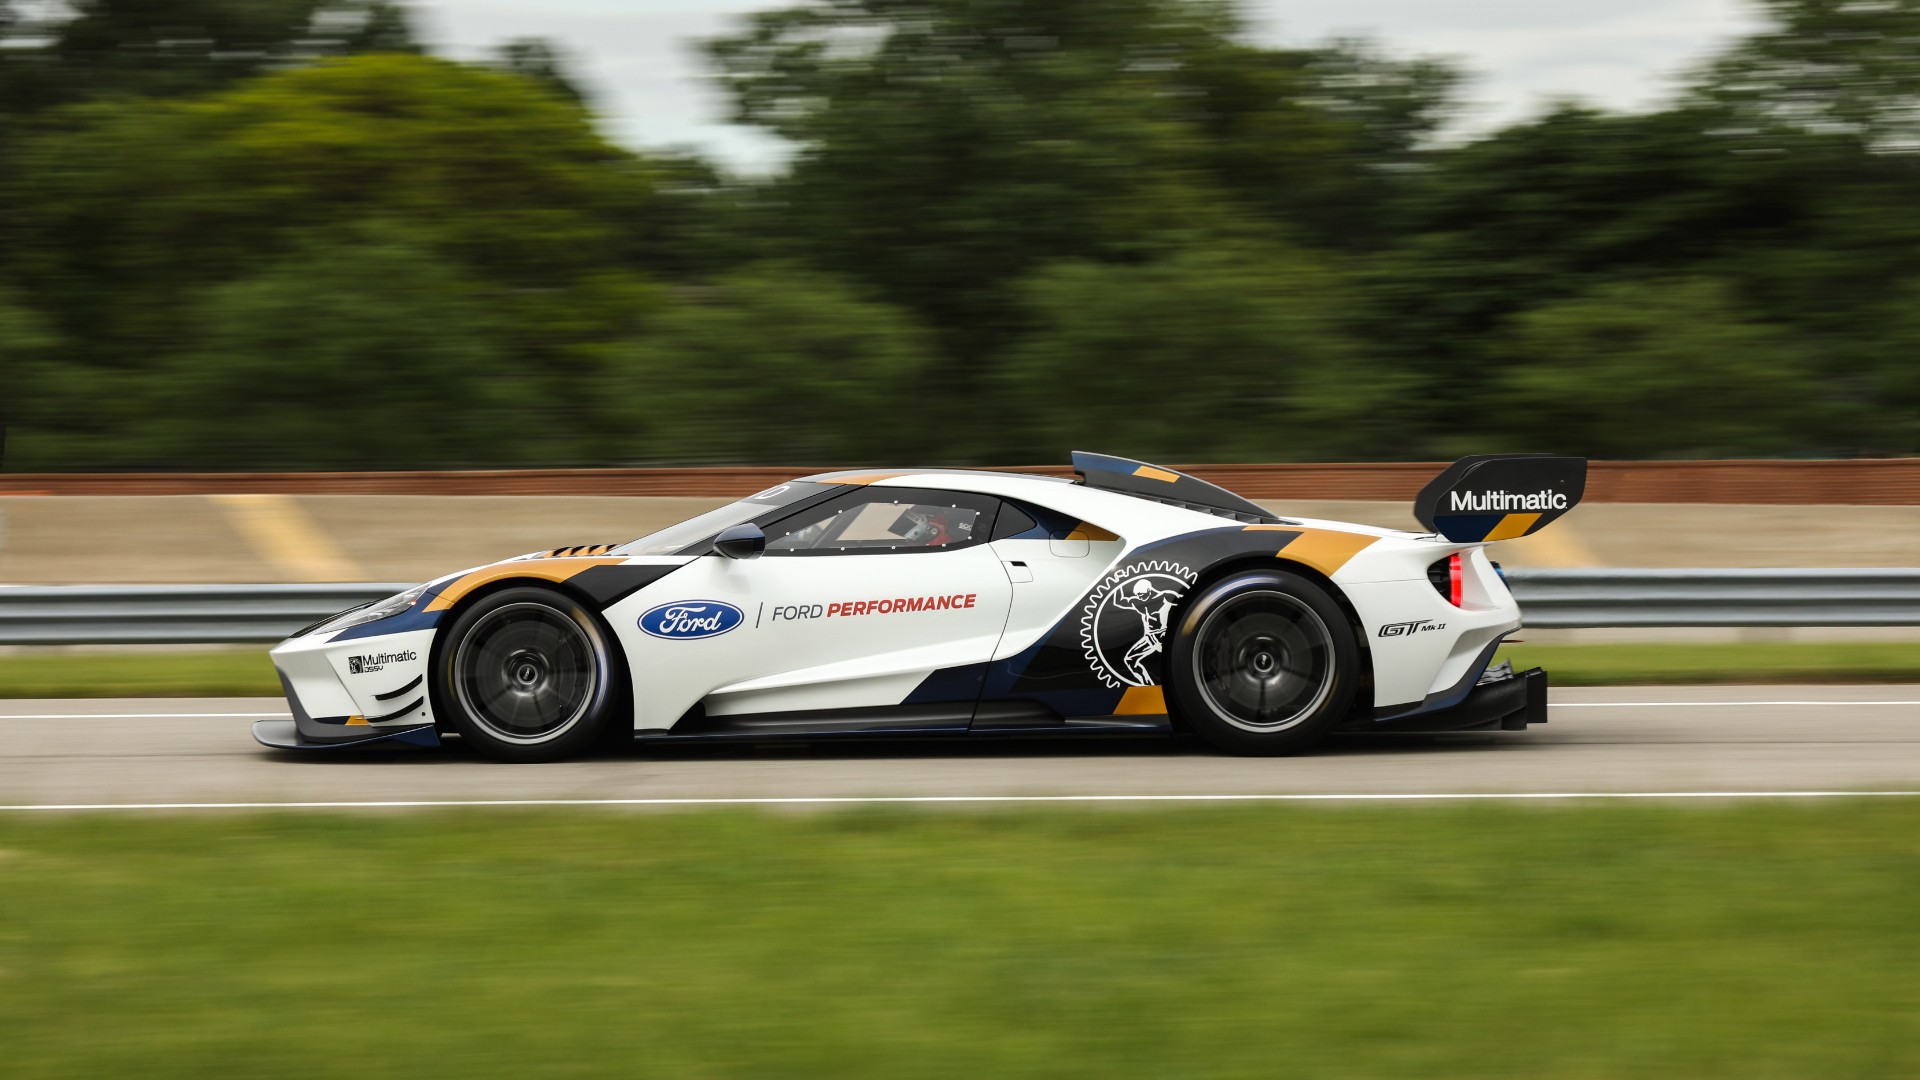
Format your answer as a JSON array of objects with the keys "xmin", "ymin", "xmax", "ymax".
[
  {"xmin": 0, "ymin": 583, "xmax": 410, "ymax": 645},
  {"xmin": 1508, "ymin": 568, "xmax": 1920, "ymax": 629},
  {"xmin": 0, "ymin": 570, "xmax": 1917, "ymax": 645}
]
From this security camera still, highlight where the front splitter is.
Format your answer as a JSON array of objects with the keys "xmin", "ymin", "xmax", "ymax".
[{"xmin": 252, "ymin": 720, "xmax": 441, "ymax": 750}]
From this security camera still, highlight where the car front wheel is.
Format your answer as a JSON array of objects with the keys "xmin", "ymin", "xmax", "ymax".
[
  {"xmin": 435, "ymin": 586, "xmax": 621, "ymax": 763},
  {"xmin": 1167, "ymin": 569, "xmax": 1358, "ymax": 755}
]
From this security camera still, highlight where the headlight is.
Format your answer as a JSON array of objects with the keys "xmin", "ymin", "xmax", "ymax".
[{"xmin": 307, "ymin": 584, "xmax": 429, "ymax": 637}]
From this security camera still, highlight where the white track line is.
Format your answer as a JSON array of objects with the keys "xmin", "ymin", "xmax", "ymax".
[
  {"xmin": 0, "ymin": 713, "xmax": 291, "ymax": 719},
  {"xmin": 4, "ymin": 791, "xmax": 1920, "ymax": 812},
  {"xmin": 1552, "ymin": 701, "xmax": 1920, "ymax": 708},
  {"xmin": 4, "ymin": 701, "xmax": 1919, "ymax": 722}
]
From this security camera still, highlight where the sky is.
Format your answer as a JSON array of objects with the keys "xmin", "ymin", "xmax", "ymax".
[{"xmin": 406, "ymin": 0, "xmax": 1770, "ymax": 172}]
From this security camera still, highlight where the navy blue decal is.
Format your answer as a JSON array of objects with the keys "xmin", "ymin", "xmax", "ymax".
[
  {"xmin": 903, "ymin": 662, "xmax": 989, "ymax": 706},
  {"xmin": 962, "ymin": 526, "xmax": 1311, "ymax": 717},
  {"xmin": 1012, "ymin": 502, "xmax": 1080, "ymax": 542},
  {"xmin": 330, "ymin": 605, "xmax": 444, "ymax": 642},
  {"xmin": 639, "ymin": 600, "xmax": 744, "ymax": 640}
]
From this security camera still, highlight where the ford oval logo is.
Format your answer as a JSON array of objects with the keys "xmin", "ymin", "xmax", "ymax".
[{"xmin": 638, "ymin": 600, "xmax": 744, "ymax": 640}]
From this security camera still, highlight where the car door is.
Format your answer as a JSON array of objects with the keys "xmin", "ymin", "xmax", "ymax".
[
  {"xmin": 641, "ymin": 486, "xmax": 1014, "ymax": 727},
  {"xmin": 986, "ymin": 502, "xmax": 1127, "ymax": 669}
]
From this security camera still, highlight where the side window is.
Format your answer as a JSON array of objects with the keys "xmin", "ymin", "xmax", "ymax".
[
  {"xmin": 989, "ymin": 501, "xmax": 1038, "ymax": 541},
  {"xmin": 764, "ymin": 489, "xmax": 1000, "ymax": 556}
]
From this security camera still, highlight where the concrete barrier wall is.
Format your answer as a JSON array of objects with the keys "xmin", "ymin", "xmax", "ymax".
[
  {"xmin": 5, "ymin": 457, "xmax": 1920, "ymax": 502},
  {"xmin": 2, "ymin": 494, "xmax": 1917, "ymax": 585}
]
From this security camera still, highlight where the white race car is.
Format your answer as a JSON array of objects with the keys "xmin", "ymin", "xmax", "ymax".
[{"xmin": 256, "ymin": 452, "xmax": 1585, "ymax": 761}]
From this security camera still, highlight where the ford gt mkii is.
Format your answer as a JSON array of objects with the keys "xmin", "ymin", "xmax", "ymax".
[{"xmin": 256, "ymin": 452, "xmax": 1585, "ymax": 761}]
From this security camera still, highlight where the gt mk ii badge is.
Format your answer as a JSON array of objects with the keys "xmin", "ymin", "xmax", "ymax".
[
  {"xmin": 638, "ymin": 601, "xmax": 744, "ymax": 640},
  {"xmin": 1378, "ymin": 619, "xmax": 1446, "ymax": 638},
  {"xmin": 1080, "ymin": 560, "xmax": 1197, "ymax": 688}
]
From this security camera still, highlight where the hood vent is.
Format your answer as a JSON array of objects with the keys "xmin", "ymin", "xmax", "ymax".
[{"xmin": 542, "ymin": 543, "xmax": 620, "ymax": 558}]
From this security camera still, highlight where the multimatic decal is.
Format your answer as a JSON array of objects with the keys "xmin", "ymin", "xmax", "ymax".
[
  {"xmin": 346, "ymin": 649, "xmax": 418, "ymax": 675},
  {"xmin": 638, "ymin": 601, "xmax": 745, "ymax": 640},
  {"xmin": 1413, "ymin": 454, "xmax": 1587, "ymax": 542},
  {"xmin": 1079, "ymin": 561, "xmax": 1197, "ymax": 688},
  {"xmin": 1378, "ymin": 619, "xmax": 1447, "ymax": 638}
]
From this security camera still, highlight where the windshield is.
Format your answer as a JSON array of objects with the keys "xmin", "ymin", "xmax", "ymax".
[{"xmin": 613, "ymin": 481, "xmax": 836, "ymax": 556}]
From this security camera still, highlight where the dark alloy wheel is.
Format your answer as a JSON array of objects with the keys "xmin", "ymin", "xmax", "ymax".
[
  {"xmin": 434, "ymin": 586, "xmax": 622, "ymax": 762},
  {"xmin": 1168, "ymin": 569, "xmax": 1359, "ymax": 755}
]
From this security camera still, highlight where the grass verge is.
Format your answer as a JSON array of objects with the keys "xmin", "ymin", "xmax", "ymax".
[
  {"xmin": 0, "ymin": 649, "xmax": 281, "ymax": 697},
  {"xmin": 1, "ymin": 803, "xmax": 1918, "ymax": 1078},
  {"xmin": 4, "ymin": 641, "xmax": 1918, "ymax": 698}
]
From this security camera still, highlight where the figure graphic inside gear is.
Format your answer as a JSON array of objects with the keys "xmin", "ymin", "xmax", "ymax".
[{"xmin": 1109, "ymin": 576, "xmax": 1182, "ymax": 684}]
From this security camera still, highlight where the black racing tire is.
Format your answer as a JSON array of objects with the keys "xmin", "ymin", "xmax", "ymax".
[
  {"xmin": 1167, "ymin": 569, "xmax": 1359, "ymax": 756},
  {"xmin": 432, "ymin": 586, "xmax": 622, "ymax": 763}
]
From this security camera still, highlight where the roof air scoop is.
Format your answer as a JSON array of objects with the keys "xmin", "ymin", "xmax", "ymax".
[{"xmin": 1070, "ymin": 451, "xmax": 1281, "ymax": 524}]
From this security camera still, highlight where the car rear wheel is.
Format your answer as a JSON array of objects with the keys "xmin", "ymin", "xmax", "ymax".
[
  {"xmin": 1167, "ymin": 569, "xmax": 1358, "ymax": 755},
  {"xmin": 435, "ymin": 586, "xmax": 621, "ymax": 763}
]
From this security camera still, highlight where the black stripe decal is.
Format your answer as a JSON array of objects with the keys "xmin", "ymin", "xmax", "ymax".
[
  {"xmin": 365, "ymin": 696, "xmax": 426, "ymax": 725},
  {"xmin": 374, "ymin": 674, "xmax": 423, "ymax": 701},
  {"xmin": 568, "ymin": 563, "xmax": 684, "ymax": 608}
]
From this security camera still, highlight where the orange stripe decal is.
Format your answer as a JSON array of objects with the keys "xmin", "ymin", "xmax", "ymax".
[
  {"xmin": 1277, "ymin": 530, "xmax": 1377, "ymax": 576},
  {"xmin": 818, "ymin": 471, "xmax": 910, "ymax": 486},
  {"xmin": 1068, "ymin": 521, "xmax": 1120, "ymax": 542},
  {"xmin": 1113, "ymin": 685, "xmax": 1166, "ymax": 715},
  {"xmin": 424, "ymin": 557, "xmax": 627, "ymax": 612},
  {"xmin": 1482, "ymin": 513, "xmax": 1541, "ymax": 542},
  {"xmin": 1132, "ymin": 465, "xmax": 1180, "ymax": 483}
]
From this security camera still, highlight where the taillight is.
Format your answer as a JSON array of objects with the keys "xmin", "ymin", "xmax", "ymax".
[{"xmin": 1427, "ymin": 553, "xmax": 1466, "ymax": 606}]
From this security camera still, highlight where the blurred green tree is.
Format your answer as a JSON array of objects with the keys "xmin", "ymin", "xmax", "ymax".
[
  {"xmin": 138, "ymin": 228, "xmax": 511, "ymax": 469},
  {"xmin": 996, "ymin": 245, "xmax": 1399, "ymax": 461},
  {"xmin": 0, "ymin": 0, "xmax": 415, "ymax": 117},
  {"xmin": 1373, "ymin": 104, "xmax": 1808, "ymax": 346},
  {"xmin": 0, "ymin": 294, "xmax": 62, "ymax": 469},
  {"xmin": 706, "ymin": 0, "xmax": 1234, "ymax": 373},
  {"xmin": 597, "ymin": 264, "xmax": 936, "ymax": 464},
  {"xmin": 4, "ymin": 52, "xmax": 662, "ymax": 466},
  {"xmin": 490, "ymin": 38, "xmax": 586, "ymax": 106},
  {"xmin": 1487, "ymin": 278, "xmax": 1824, "ymax": 457},
  {"xmin": 1695, "ymin": 0, "xmax": 1920, "ymax": 153},
  {"xmin": 1178, "ymin": 37, "xmax": 1461, "ymax": 251},
  {"xmin": 4, "ymin": 0, "xmax": 1919, "ymax": 469},
  {"xmin": 704, "ymin": 0, "xmax": 1456, "ymax": 389},
  {"xmin": 1842, "ymin": 279, "xmax": 1920, "ymax": 452}
]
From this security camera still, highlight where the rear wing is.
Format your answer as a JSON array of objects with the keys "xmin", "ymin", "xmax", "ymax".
[{"xmin": 1414, "ymin": 455, "xmax": 1587, "ymax": 542}]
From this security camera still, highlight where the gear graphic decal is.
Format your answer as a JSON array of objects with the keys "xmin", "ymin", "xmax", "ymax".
[{"xmin": 1079, "ymin": 560, "xmax": 1197, "ymax": 688}]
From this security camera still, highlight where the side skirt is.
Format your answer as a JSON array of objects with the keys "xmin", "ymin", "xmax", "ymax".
[{"xmin": 636, "ymin": 701, "xmax": 1173, "ymax": 743}]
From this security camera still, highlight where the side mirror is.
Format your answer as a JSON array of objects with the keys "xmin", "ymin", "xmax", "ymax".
[{"xmin": 713, "ymin": 522, "xmax": 766, "ymax": 560}]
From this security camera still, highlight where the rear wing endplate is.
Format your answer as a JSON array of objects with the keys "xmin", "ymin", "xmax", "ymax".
[{"xmin": 1414, "ymin": 455, "xmax": 1587, "ymax": 542}]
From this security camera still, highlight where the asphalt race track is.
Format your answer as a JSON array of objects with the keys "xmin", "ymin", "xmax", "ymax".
[{"xmin": 3, "ymin": 686, "xmax": 1919, "ymax": 810}]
